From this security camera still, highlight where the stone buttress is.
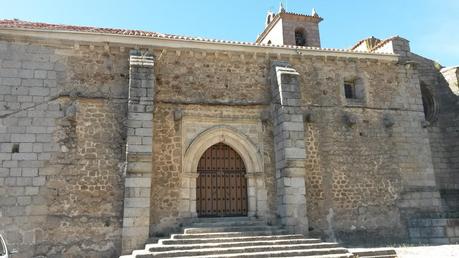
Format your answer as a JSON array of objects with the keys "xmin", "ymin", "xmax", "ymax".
[
  {"xmin": 121, "ymin": 51, "xmax": 155, "ymax": 253},
  {"xmin": 270, "ymin": 61, "xmax": 309, "ymax": 234}
]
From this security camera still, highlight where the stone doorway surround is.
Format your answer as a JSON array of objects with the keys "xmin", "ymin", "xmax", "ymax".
[{"xmin": 180, "ymin": 126, "xmax": 267, "ymax": 219}]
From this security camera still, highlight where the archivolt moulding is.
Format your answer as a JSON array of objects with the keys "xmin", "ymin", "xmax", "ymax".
[{"xmin": 182, "ymin": 126, "xmax": 263, "ymax": 174}]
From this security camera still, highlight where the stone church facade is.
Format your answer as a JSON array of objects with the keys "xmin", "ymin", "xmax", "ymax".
[{"xmin": 0, "ymin": 6, "xmax": 458, "ymax": 257}]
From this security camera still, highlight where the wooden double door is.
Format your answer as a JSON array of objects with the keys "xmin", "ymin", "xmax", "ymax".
[{"xmin": 196, "ymin": 143, "xmax": 248, "ymax": 217}]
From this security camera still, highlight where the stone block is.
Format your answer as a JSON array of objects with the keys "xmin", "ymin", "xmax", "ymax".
[
  {"xmin": 3, "ymin": 160, "xmax": 18, "ymax": 168},
  {"xmin": 127, "ymin": 136, "xmax": 142, "ymax": 145},
  {"xmin": 6, "ymin": 206, "xmax": 25, "ymax": 216},
  {"xmin": 2, "ymin": 60, "xmax": 21, "ymax": 68},
  {"xmin": 420, "ymin": 227, "xmax": 433, "ymax": 237},
  {"xmin": 0, "ymin": 68, "xmax": 18, "ymax": 77},
  {"xmin": 432, "ymin": 219, "xmax": 448, "ymax": 226},
  {"xmin": 142, "ymin": 137, "xmax": 152, "ymax": 145},
  {"xmin": 29, "ymin": 87, "xmax": 50, "ymax": 96},
  {"xmin": 26, "ymin": 126, "xmax": 47, "ymax": 134},
  {"xmin": 9, "ymin": 168, "xmax": 21, "ymax": 177},
  {"xmin": 0, "ymin": 153, "xmax": 12, "ymax": 161},
  {"xmin": 128, "ymin": 112, "xmax": 153, "ymax": 121},
  {"xmin": 5, "ymin": 177, "xmax": 17, "ymax": 186},
  {"xmin": 283, "ymin": 122, "xmax": 304, "ymax": 132},
  {"xmin": 36, "ymin": 134, "xmax": 52, "ymax": 142},
  {"xmin": 432, "ymin": 227, "xmax": 446, "ymax": 237},
  {"xmin": 22, "ymin": 168, "xmax": 38, "ymax": 177},
  {"xmin": 19, "ymin": 143, "xmax": 33, "ymax": 152},
  {"xmin": 284, "ymin": 147, "xmax": 306, "ymax": 159},
  {"xmin": 34, "ymin": 70, "xmax": 48, "ymax": 79},
  {"xmin": 16, "ymin": 177, "xmax": 32, "ymax": 186},
  {"xmin": 17, "ymin": 196, "xmax": 32, "ymax": 206},
  {"xmin": 125, "ymin": 177, "xmax": 151, "ymax": 188},
  {"xmin": 18, "ymin": 69, "xmax": 34, "ymax": 79},
  {"xmin": 124, "ymin": 198, "xmax": 150, "ymax": 208},
  {"xmin": 11, "ymin": 134, "xmax": 35, "ymax": 142},
  {"xmin": 32, "ymin": 143, "xmax": 43, "ymax": 153},
  {"xmin": 0, "ymin": 85, "xmax": 11, "ymax": 94},
  {"xmin": 123, "ymin": 207, "xmax": 149, "ymax": 218},
  {"xmin": 2, "ymin": 78, "xmax": 21, "ymax": 86},
  {"xmin": 22, "ymin": 61, "xmax": 53, "ymax": 70},
  {"xmin": 22, "ymin": 79, "xmax": 43, "ymax": 87},
  {"xmin": 446, "ymin": 227, "xmax": 455, "ymax": 237},
  {"xmin": 127, "ymin": 161, "xmax": 152, "ymax": 173},
  {"xmin": 409, "ymin": 228, "xmax": 421, "ymax": 238},
  {"xmin": 127, "ymin": 144, "xmax": 152, "ymax": 153},
  {"xmin": 135, "ymin": 128, "xmax": 152, "ymax": 136},
  {"xmin": 12, "ymin": 153, "xmax": 37, "ymax": 160},
  {"xmin": 25, "ymin": 186, "xmax": 39, "ymax": 195},
  {"xmin": 429, "ymin": 238, "xmax": 450, "ymax": 245},
  {"xmin": 0, "ymin": 168, "xmax": 9, "ymax": 177},
  {"xmin": 32, "ymin": 176, "xmax": 46, "ymax": 186},
  {"xmin": 19, "ymin": 160, "xmax": 44, "ymax": 168}
]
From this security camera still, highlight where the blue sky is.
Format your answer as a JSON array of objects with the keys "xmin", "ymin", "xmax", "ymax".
[{"xmin": 0, "ymin": 0, "xmax": 457, "ymax": 67}]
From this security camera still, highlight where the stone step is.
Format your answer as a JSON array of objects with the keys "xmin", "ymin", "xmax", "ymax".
[
  {"xmin": 174, "ymin": 253, "xmax": 354, "ymax": 258},
  {"xmin": 147, "ymin": 239, "xmax": 332, "ymax": 252},
  {"xmin": 354, "ymin": 256, "xmax": 396, "ymax": 258},
  {"xmin": 172, "ymin": 230, "xmax": 289, "ymax": 239},
  {"xmin": 135, "ymin": 246, "xmax": 350, "ymax": 258},
  {"xmin": 193, "ymin": 217, "xmax": 253, "ymax": 223},
  {"xmin": 351, "ymin": 248, "xmax": 397, "ymax": 258},
  {"xmin": 159, "ymin": 234, "xmax": 306, "ymax": 245},
  {"xmin": 184, "ymin": 225, "xmax": 282, "ymax": 234},
  {"xmin": 124, "ymin": 253, "xmax": 352, "ymax": 258},
  {"xmin": 190, "ymin": 220, "xmax": 267, "ymax": 228}
]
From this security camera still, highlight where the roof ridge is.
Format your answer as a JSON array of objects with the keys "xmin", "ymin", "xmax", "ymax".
[
  {"xmin": 370, "ymin": 35, "xmax": 402, "ymax": 52},
  {"xmin": 350, "ymin": 36, "xmax": 381, "ymax": 50}
]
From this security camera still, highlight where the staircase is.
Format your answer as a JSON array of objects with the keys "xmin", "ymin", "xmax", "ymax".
[{"xmin": 121, "ymin": 217, "xmax": 397, "ymax": 258}]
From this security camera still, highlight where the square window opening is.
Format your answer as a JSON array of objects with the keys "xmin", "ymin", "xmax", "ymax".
[{"xmin": 344, "ymin": 81, "xmax": 356, "ymax": 99}]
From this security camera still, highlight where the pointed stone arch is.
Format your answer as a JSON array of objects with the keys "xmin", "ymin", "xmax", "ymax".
[{"xmin": 179, "ymin": 126, "xmax": 267, "ymax": 218}]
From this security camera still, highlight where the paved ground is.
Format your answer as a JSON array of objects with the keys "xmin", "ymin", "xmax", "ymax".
[{"xmin": 394, "ymin": 245, "xmax": 459, "ymax": 258}]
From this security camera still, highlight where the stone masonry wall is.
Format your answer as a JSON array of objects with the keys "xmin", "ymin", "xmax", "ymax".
[
  {"xmin": 149, "ymin": 104, "xmax": 276, "ymax": 235},
  {"xmin": 150, "ymin": 48, "xmax": 440, "ymax": 245},
  {"xmin": 45, "ymin": 98, "xmax": 125, "ymax": 257},
  {"xmin": 0, "ymin": 31, "xmax": 450, "ymax": 255},
  {"xmin": 411, "ymin": 53, "xmax": 459, "ymax": 213},
  {"xmin": 290, "ymin": 55, "xmax": 440, "ymax": 244},
  {"xmin": 0, "ymin": 38, "xmax": 128, "ymax": 257}
]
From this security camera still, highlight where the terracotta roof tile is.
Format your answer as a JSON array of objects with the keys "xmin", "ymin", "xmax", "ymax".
[
  {"xmin": 370, "ymin": 36, "xmax": 402, "ymax": 52},
  {"xmin": 0, "ymin": 19, "xmax": 395, "ymax": 55},
  {"xmin": 0, "ymin": 19, "xmax": 166, "ymax": 37},
  {"xmin": 350, "ymin": 36, "xmax": 381, "ymax": 50},
  {"xmin": 350, "ymin": 36, "xmax": 403, "ymax": 53}
]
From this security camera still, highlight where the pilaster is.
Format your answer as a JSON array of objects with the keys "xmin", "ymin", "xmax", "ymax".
[
  {"xmin": 270, "ymin": 61, "xmax": 308, "ymax": 234},
  {"xmin": 121, "ymin": 51, "xmax": 155, "ymax": 253}
]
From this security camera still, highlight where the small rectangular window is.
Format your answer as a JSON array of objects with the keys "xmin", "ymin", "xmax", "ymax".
[{"xmin": 344, "ymin": 81, "xmax": 356, "ymax": 99}]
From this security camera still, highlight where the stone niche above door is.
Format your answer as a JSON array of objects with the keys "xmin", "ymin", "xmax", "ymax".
[{"xmin": 178, "ymin": 110, "xmax": 268, "ymax": 219}]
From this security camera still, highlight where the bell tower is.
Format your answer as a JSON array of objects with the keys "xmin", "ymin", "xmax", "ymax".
[{"xmin": 256, "ymin": 4, "xmax": 323, "ymax": 48}]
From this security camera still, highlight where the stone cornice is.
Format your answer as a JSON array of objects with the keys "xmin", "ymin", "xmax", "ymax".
[{"xmin": 0, "ymin": 27, "xmax": 399, "ymax": 61}]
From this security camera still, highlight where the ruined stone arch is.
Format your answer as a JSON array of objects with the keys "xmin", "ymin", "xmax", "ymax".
[{"xmin": 179, "ymin": 126, "xmax": 267, "ymax": 218}]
